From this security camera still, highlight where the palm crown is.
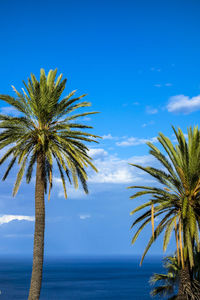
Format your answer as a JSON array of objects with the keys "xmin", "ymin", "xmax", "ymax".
[
  {"xmin": 0, "ymin": 68, "xmax": 99, "ymax": 199},
  {"xmin": 129, "ymin": 127, "xmax": 200, "ymax": 268}
]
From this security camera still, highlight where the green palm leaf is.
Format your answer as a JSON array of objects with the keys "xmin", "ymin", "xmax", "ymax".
[{"xmin": 129, "ymin": 126, "xmax": 200, "ymax": 270}]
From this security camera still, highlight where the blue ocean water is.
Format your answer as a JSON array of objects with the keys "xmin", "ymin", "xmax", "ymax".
[{"xmin": 0, "ymin": 256, "xmax": 164, "ymax": 299}]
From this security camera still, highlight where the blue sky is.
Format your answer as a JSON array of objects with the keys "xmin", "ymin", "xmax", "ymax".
[{"xmin": 0, "ymin": 0, "xmax": 200, "ymax": 260}]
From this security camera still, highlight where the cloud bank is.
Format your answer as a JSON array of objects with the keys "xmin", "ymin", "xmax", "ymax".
[
  {"xmin": 88, "ymin": 149, "xmax": 155, "ymax": 184},
  {"xmin": 116, "ymin": 137, "xmax": 157, "ymax": 147},
  {"xmin": 167, "ymin": 94, "xmax": 200, "ymax": 114},
  {"xmin": 0, "ymin": 215, "xmax": 34, "ymax": 225}
]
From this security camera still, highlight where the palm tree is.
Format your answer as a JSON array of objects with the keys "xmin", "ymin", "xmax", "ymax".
[
  {"xmin": 128, "ymin": 127, "xmax": 200, "ymax": 299},
  {"xmin": 0, "ymin": 69, "xmax": 99, "ymax": 299},
  {"xmin": 150, "ymin": 255, "xmax": 179, "ymax": 299},
  {"xmin": 150, "ymin": 249, "xmax": 200, "ymax": 300}
]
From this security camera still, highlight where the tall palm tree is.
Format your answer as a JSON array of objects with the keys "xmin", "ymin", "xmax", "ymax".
[
  {"xmin": 150, "ymin": 255, "xmax": 179, "ymax": 299},
  {"xmin": 128, "ymin": 127, "xmax": 200, "ymax": 299},
  {"xmin": 0, "ymin": 69, "xmax": 99, "ymax": 299}
]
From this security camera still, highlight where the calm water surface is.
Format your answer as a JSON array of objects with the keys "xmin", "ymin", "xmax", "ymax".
[{"xmin": 0, "ymin": 256, "xmax": 164, "ymax": 299}]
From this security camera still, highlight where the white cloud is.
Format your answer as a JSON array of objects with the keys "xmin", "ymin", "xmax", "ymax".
[
  {"xmin": 102, "ymin": 134, "xmax": 115, "ymax": 140},
  {"xmin": 146, "ymin": 106, "xmax": 158, "ymax": 114},
  {"xmin": 79, "ymin": 214, "xmax": 91, "ymax": 220},
  {"xmin": 89, "ymin": 164, "xmax": 134, "ymax": 184},
  {"xmin": 129, "ymin": 155, "xmax": 155, "ymax": 165},
  {"xmin": 53, "ymin": 148, "xmax": 157, "ymax": 196},
  {"xmin": 167, "ymin": 94, "xmax": 200, "ymax": 114},
  {"xmin": 88, "ymin": 150, "xmax": 155, "ymax": 184},
  {"xmin": 88, "ymin": 148, "xmax": 108, "ymax": 158},
  {"xmin": 0, "ymin": 106, "xmax": 21, "ymax": 116},
  {"xmin": 0, "ymin": 215, "xmax": 34, "ymax": 225},
  {"xmin": 53, "ymin": 148, "xmax": 157, "ymax": 197},
  {"xmin": 116, "ymin": 136, "xmax": 157, "ymax": 147}
]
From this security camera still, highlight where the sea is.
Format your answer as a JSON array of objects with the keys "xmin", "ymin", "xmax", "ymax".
[{"xmin": 0, "ymin": 256, "xmax": 165, "ymax": 299}]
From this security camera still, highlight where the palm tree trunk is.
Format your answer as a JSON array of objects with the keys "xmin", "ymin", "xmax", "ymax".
[
  {"xmin": 177, "ymin": 263, "xmax": 191, "ymax": 300},
  {"xmin": 177, "ymin": 260, "xmax": 199, "ymax": 300},
  {"xmin": 28, "ymin": 154, "xmax": 45, "ymax": 300}
]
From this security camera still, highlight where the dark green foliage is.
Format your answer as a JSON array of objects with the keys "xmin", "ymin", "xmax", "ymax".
[
  {"xmin": 150, "ymin": 248, "xmax": 200, "ymax": 299},
  {"xmin": 150, "ymin": 256, "xmax": 179, "ymax": 299}
]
